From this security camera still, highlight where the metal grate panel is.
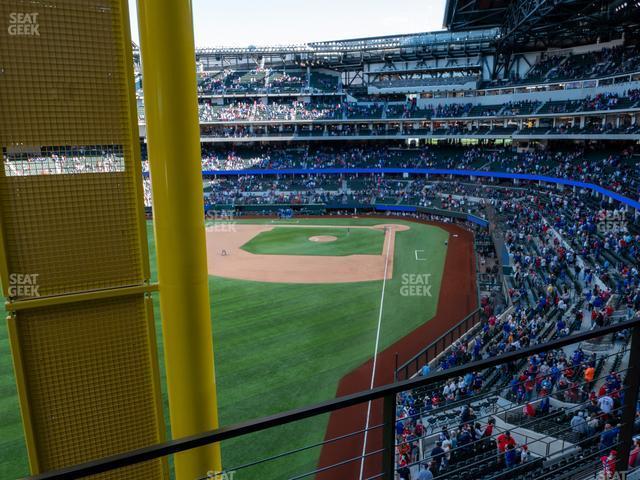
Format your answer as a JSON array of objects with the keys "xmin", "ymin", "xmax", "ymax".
[
  {"xmin": 10, "ymin": 296, "xmax": 164, "ymax": 477},
  {"xmin": 0, "ymin": 0, "xmax": 145, "ymax": 299},
  {"xmin": 0, "ymin": 0, "xmax": 165, "ymax": 477},
  {"xmin": 0, "ymin": 170, "xmax": 143, "ymax": 299},
  {"xmin": 0, "ymin": 0, "xmax": 129, "ymax": 146}
]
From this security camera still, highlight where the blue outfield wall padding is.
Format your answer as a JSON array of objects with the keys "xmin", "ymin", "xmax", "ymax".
[
  {"xmin": 143, "ymin": 167, "xmax": 640, "ymax": 211},
  {"xmin": 374, "ymin": 204, "xmax": 417, "ymax": 212},
  {"xmin": 467, "ymin": 214, "xmax": 489, "ymax": 227}
]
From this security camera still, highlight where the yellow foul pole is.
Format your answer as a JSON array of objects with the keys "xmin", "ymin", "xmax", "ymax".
[{"xmin": 136, "ymin": 0, "xmax": 222, "ymax": 477}]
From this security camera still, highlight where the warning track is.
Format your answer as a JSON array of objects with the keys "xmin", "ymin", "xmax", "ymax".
[{"xmin": 316, "ymin": 219, "xmax": 477, "ymax": 479}]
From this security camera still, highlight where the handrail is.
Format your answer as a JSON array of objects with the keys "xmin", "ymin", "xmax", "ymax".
[
  {"xmin": 395, "ymin": 308, "xmax": 482, "ymax": 380},
  {"xmin": 23, "ymin": 317, "xmax": 640, "ymax": 480}
]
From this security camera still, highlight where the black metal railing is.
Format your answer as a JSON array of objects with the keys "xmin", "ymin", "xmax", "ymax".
[
  {"xmin": 395, "ymin": 308, "xmax": 483, "ymax": 381},
  {"xmin": 23, "ymin": 317, "xmax": 640, "ymax": 480}
]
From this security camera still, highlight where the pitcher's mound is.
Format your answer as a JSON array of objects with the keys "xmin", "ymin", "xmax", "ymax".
[{"xmin": 309, "ymin": 235, "xmax": 338, "ymax": 243}]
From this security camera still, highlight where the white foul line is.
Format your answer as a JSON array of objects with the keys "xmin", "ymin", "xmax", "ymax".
[{"xmin": 358, "ymin": 228, "xmax": 392, "ymax": 480}]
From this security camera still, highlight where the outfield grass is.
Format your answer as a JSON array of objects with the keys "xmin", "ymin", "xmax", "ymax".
[
  {"xmin": 240, "ymin": 226, "xmax": 384, "ymax": 256},
  {"xmin": 0, "ymin": 217, "xmax": 449, "ymax": 480},
  {"xmin": 0, "ymin": 302, "xmax": 28, "ymax": 479}
]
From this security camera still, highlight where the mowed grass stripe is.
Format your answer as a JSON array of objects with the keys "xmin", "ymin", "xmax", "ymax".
[
  {"xmin": 211, "ymin": 277, "xmax": 383, "ymax": 478},
  {"xmin": 0, "ymin": 311, "xmax": 29, "ymax": 479},
  {"xmin": 240, "ymin": 226, "xmax": 384, "ymax": 256}
]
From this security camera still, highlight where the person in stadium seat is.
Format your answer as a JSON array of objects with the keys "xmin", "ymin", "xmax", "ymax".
[
  {"xmin": 599, "ymin": 423, "xmax": 620, "ymax": 452},
  {"xmin": 416, "ymin": 463, "xmax": 434, "ymax": 480},
  {"xmin": 570, "ymin": 411, "xmax": 589, "ymax": 439},
  {"xmin": 584, "ymin": 364, "xmax": 596, "ymax": 391},
  {"xmin": 598, "ymin": 393, "xmax": 615, "ymax": 415},
  {"xmin": 441, "ymin": 436, "xmax": 452, "ymax": 468},
  {"xmin": 629, "ymin": 438, "xmax": 640, "ymax": 469},
  {"xmin": 429, "ymin": 441, "xmax": 445, "ymax": 473},
  {"xmin": 459, "ymin": 404, "xmax": 475, "ymax": 424},
  {"xmin": 482, "ymin": 418, "xmax": 496, "ymax": 439},
  {"xmin": 505, "ymin": 443, "xmax": 518, "ymax": 468},
  {"xmin": 436, "ymin": 426, "xmax": 449, "ymax": 442},
  {"xmin": 497, "ymin": 430, "xmax": 516, "ymax": 464},
  {"xmin": 587, "ymin": 414, "xmax": 601, "ymax": 438},
  {"xmin": 519, "ymin": 445, "xmax": 531, "ymax": 464},
  {"xmin": 600, "ymin": 450, "xmax": 617, "ymax": 480},
  {"xmin": 523, "ymin": 402, "xmax": 536, "ymax": 418},
  {"xmin": 457, "ymin": 423, "xmax": 473, "ymax": 454},
  {"xmin": 397, "ymin": 457, "xmax": 411, "ymax": 480}
]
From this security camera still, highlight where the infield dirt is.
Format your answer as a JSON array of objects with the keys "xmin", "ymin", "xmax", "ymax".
[{"xmin": 205, "ymin": 223, "xmax": 409, "ymax": 284}]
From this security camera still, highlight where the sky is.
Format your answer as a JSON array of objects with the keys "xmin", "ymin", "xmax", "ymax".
[{"xmin": 127, "ymin": 0, "xmax": 447, "ymax": 47}]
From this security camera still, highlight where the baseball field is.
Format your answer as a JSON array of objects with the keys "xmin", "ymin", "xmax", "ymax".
[{"xmin": 0, "ymin": 215, "xmax": 477, "ymax": 480}]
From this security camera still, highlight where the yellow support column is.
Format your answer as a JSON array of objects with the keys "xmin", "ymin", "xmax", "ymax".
[{"xmin": 136, "ymin": 0, "xmax": 222, "ymax": 478}]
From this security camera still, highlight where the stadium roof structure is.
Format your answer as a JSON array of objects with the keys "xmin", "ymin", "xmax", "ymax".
[
  {"xmin": 444, "ymin": 0, "xmax": 510, "ymax": 31},
  {"xmin": 195, "ymin": 29, "xmax": 500, "ymax": 69},
  {"xmin": 196, "ymin": 29, "xmax": 499, "ymax": 55},
  {"xmin": 445, "ymin": 0, "xmax": 640, "ymax": 49},
  {"xmin": 194, "ymin": 1, "xmax": 640, "ymax": 70},
  {"xmin": 190, "ymin": 1, "xmax": 640, "ymax": 75}
]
